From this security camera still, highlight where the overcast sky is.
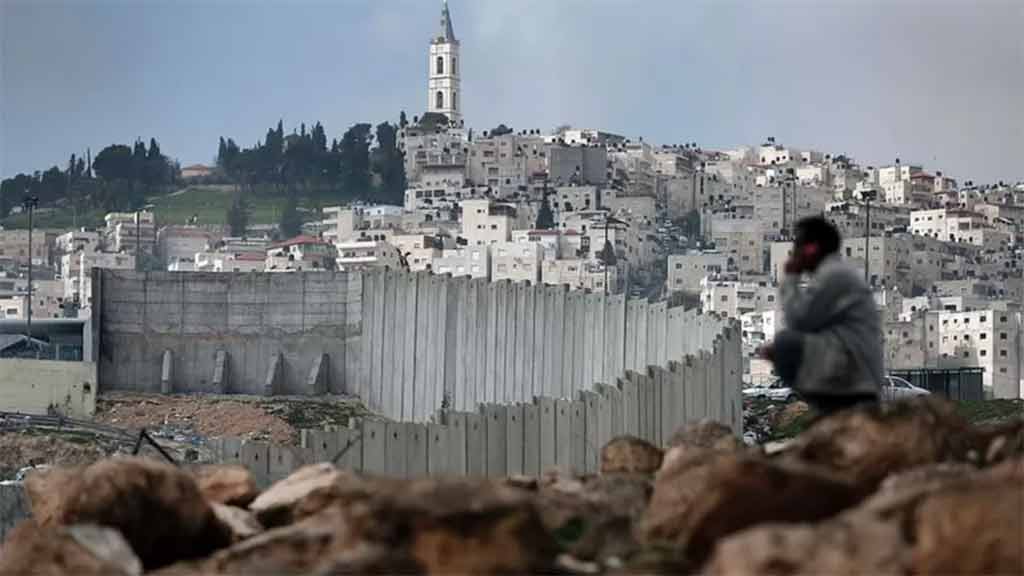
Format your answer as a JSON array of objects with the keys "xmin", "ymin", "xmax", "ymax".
[{"xmin": 2, "ymin": 0, "xmax": 1021, "ymax": 183}]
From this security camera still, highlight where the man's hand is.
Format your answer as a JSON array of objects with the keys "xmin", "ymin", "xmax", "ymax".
[{"xmin": 757, "ymin": 342, "xmax": 775, "ymax": 361}]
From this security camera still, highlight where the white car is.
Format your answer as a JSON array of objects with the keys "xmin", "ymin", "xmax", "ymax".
[
  {"xmin": 744, "ymin": 375, "xmax": 929, "ymax": 403},
  {"xmin": 882, "ymin": 376, "xmax": 931, "ymax": 401},
  {"xmin": 742, "ymin": 379, "xmax": 797, "ymax": 402}
]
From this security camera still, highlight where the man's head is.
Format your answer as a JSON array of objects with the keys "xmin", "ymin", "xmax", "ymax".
[{"xmin": 792, "ymin": 216, "xmax": 841, "ymax": 272}]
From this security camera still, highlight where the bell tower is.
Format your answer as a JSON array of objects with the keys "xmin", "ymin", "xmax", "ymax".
[{"xmin": 428, "ymin": 0, "xmax": 461, "ymax": 125}]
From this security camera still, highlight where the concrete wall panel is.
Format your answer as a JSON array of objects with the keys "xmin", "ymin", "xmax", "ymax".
[
  {"xmin": 505, "ymin": 404, "xmax": 524, "ymax": 475},
  {"xmin": 465, "ymin": 412, "xmax": 486, "ymax": 477},
  {"xmin": 523, "ymin": 403, "xmax": 540, "ymax": 476},
  {"xmin": 554, "ymin": 398, "xmax": 572, "ymax": 469}
]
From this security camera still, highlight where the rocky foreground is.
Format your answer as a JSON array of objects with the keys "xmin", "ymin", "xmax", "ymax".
[{"xmin": 1, "ymin": 396, "xmax": 1021, "ymax": 575}]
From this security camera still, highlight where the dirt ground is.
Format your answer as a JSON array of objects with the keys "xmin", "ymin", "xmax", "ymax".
[
  {"xmin": 93, "ymin": 392, "xmax": 371, "ymax": 446},
  {"xmin": 0, "ymin": 393, "xmax": 371, "ymax": 480}
]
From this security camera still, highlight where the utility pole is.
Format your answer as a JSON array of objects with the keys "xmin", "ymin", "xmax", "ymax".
[
  {"xmin": 23, "ymin": 195, "xmax": 39, "ymax": 357},
  {"xmin": 862, "ymin": 188, "xmax": 877, "ymax": 285}
]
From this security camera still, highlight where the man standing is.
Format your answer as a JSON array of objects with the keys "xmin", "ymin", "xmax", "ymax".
[{"xmin": 760, "ymin": 216, "xmax": 883, "ymax": 416}]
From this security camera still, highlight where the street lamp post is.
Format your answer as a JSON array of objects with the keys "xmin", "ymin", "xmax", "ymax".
[
  {"xmin": 22, "ymin": 195, "xmax": 39, "ymax": 356},
  {"xmin": 862, "ymin": 188, "xmax": 878, "ymax": 286}
]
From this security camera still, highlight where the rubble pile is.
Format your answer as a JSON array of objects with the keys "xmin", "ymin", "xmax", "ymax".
[{"xmin": 1, "ymin": 396, "xmax": 1021, "ymax": 575}]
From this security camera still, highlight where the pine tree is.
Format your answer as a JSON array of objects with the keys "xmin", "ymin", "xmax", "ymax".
[
  {"xmin": 226, "ymin": 189, "xmax": 250, "ymax": 237},
  {"xmin": 535, "ymin": 195, "xmax": 555, "ymax": 229},
  {"xmin": 278, "ymin": 194, "xmax": 303, "ymax": 239}
]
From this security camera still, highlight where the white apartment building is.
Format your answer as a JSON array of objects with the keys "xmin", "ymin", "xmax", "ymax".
[
  {"xmin": 490, "ymin": 241, "xmax": 543, "ymax": 284},
  {"xmin": 0, "ymin": 279, "xmax": 65, "ymax": 320},
  {"xmin": 104, "ymin": 211, "xmax": 156, "ymax": 256},
  {"xmin": 927, "ymin": 309, "xmax": 1021, "ymax": 398},
  {"xmin": 460, "ymin": 199, "xmax": 513, "ymax": 246},
  {"xmin": 667, "ymin": 252, "xmax": 729, "ymax": 294},
  {"xmin": 757, "ymin": 144, "xmax": 798, "ymax": 166},
  {"xmin": 466, "ymin": 131, "xmax": 547, "ymax": 197},
  {"xmin": 404, "ymin": 166, "xmax": 469, "ymax": 212},
  {"xmin": 541, "ymin": 259, "xmax": 617, "ymax": 293},
  {"xmin": 700, "ymin": 277, "xmax": 778, "ymax": 319},
  {"xmin": 334, "ymin": 240, "xmax": 402, "ymax": 271},
  {"xmin": 911, "ymin": 208, "xmax": 986, "ymax": 242},
  {"xmin": 740, "ymin": 309, "xmax": 782, "ymax": 355},
  {"xmin": 432, "ymin": 246, "xmax": 489, "ymax": 279},
  {"xmin": 510, "ymin": 230, "xmax": 564, "ymax": 261},
  {"xmin": 75, "ymin": 251, "xmax": 135, "ymax": 311},
  {"xmin": 876, "ymin": 163, "xmax": 923, "ymax": 187}
]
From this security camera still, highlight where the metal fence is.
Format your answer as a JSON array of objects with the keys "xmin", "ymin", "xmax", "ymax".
[{"xmin": 889, "ymin": 368, "xmax": 985, "ymax": 402}]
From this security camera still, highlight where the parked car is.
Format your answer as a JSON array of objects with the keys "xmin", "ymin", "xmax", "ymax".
[
  {"xmin": 742, "ymin": 379, "xmax": 797, "ymax": 402},
  {"xmin": 745, "ymin": 375, "xmax": 929, "ymax": 404},
  {"xmin": 882, "ymin": 375, "xmax": 931, "ymax": 401}
]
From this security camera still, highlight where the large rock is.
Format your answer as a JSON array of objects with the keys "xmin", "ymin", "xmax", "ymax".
[
  {"xmin": 247, "ymin": 463, "xmax": 351, "ymax": 527},
  {"xmin": 169, "ymin": 477, "xmax": 558, "ymax": 575},
  {"xmin": 705, "ymin": 515, "xmax": 908, "ymax": 576},
  {"xmin": 0, "ymin": 522, "xmax": 143, "ymax": 576},
  {"xmin": 911, "ymin": 478, "xmax": 1024, "ymax": 574},
  {"xmin": 194, "ymin": 464, "xmax": 259, "ymax": 507},
  {"xmin": 23, "ymin": 465, "xmax": 85, "ymax": 526},
  {"xmin": 536, "ymin": 472, "xmax": 652, "ymax": 561},
  {"xmin": 640, "ymin": 450, "xmax": 861, "ymax": 564},
  {"xmin": 28, "ymin": 457, "xmax": 232, "ymax": 570},
  {"xmin": 600, "ymin": 436, "xmax": 663, "ymax": 475},
  {"xmin": 211, "ymin": 503, "xmax": 263, "ymax": 542},
  {"xmin": 666, "ymin": 419, "xmax": 743, "ymax": 452},
  {"xmin": 777, "ymin": 396, "xmax": 973, "ymax": 493}
]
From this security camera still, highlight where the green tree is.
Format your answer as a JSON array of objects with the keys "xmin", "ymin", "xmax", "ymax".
[
  {"xmin": 278, "ymin": 194, "xmax": 303, "ymax": 238},
  {"xmin": 535, "ymin": 195, "xmax": 555, "ymax": 229},
  {"xmin": 226, "ymin": 189, "xmax": 250, "ymax": 237},
  {"xmin": 372, "ymin": 122, "xmax": 406, "ymax": 204},
  {"xmin": 339, "ymin": 123, "xmax": 373, "ymax": 199},
  {"xmin": 598, "ymin": 240, "xmax": 617, "ymax": 266}
]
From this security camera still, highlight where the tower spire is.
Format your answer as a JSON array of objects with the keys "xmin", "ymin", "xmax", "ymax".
[{"xmin": 440, "ymin": 0, "xmax": 456, "ymax": 43}]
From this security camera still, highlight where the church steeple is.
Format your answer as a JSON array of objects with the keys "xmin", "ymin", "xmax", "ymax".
[
  {"xmin": 439, "ymin": 0, "xmax": 456, "ymax": 44},
  {"xmin": 428, "ymin": 0, "xmax": 461, "ymax": 125}
]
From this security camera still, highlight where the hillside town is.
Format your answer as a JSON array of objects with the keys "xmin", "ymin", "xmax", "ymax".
[{"xmin": 1, "ymin": 2, "xmax": 1022, "ymax": 401}]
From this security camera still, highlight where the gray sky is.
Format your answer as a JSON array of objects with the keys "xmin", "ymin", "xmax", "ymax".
[{"xmin": 2, "ymin": 0, "xmax": 1021, "ymax": 183}]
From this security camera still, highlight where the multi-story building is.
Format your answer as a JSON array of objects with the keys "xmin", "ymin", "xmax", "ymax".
[
  {"xmin": 510, "ymin": 230, "xmax": 565, "ymax": 261},
  {"xmin": 460, "ymin": 199, "xmax": 514, "ymax": 246},
  {"xmin": 740, "ymin": 309, "xmax": 783, "ymax": 356},
  {"xmin": 667, "ymin": 252, "xmax": 729, "ymax": 294},
  {"xmin": 75, "ymin": 251, "xmax": 135, "ymax": 312},
  {"xmin": 334, "ymin": 240, "xmax": 402, "ymax": 271},
  {"xmin": 554, "ymin": 186, "xmax": 601, "ymax": 219},
  {"xmin": 466, "ymin": 131, "xmax": 548, "ymax": 197},
  {"xmin": 705, "ymin": 217, "xmax": 764, "ymax": 274},
  {"xmin": 0, "ymin": 230, "xmax": 50, "ymax": 266},
  {"xmin": 541, "ymin": 259, "xmax": 617, "ymax": 292},
  {"xmin": 104, "ymin": 211, "xmax": 156, "ymax": 259},
  {"xmin": 699, "ymin": 277, "xmax": 778, "ymax": 319},
  {"xmin": 432, "ymin": 246, "xmax": 489, "ymax": 279},
  {"xmin": 547, "ymin": 145, "xmax": 608, "ymax": 186},
  {"xmin": 265, "ymin": 236, "xmax": 337, "ymax": 272},
  {"xmin": 910, "ymin": 208, "xmax": 988, "ymax": 242},
  {"xmin": 490, "ymin": 241, "xmax": 543, "ymax": 283}
]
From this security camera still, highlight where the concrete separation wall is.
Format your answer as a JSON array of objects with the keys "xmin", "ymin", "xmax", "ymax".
[
  {"xmin": 359, "ymin": 269, "xmax": 730, "ymax": 422},
  {"xmin": 0, "ymin": 359, "xmax": 97, "ymax": 418},
  {"xmin": 216, "ymin": 333, "xmax": 743, "ymax": 479},
  {"xmin": 96, "ymin": 270, "xmax": 361, "ymax": 395}
]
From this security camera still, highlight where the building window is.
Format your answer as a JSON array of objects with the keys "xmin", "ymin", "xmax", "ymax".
[
  {"xmin": 1000, "ymin": 367, "xmax": 1007, "ymax": 374},
  {"xmin": 436, "ymin": 91, "xmax": 444, "ymax": 109},
  {"xmin": 436, "ymin": 56, "xmax": 444, "ymax": 75},
  {"xmin": 1001, "ymin": 332, "xmax": 1008, "ymax": 340},
  {"xmin": 1000, "ymin": 350, "xmax": 1008, "ymax": 357},
  {"xmin": 981, "ymin": 350, "xmax": 987, "ymax": 357},
  {"xmin": 452, "ymin": 57, "xmax": 457, "ymax": 74},
  {"xmin": 452, "ymin": 91, "xmax": 457, "ymax": 111}
]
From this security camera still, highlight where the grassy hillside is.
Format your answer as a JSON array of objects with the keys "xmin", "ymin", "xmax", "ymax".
[
  {"xmin": 1, "ymin": 206, "xmax": 106, "ymax": 231},
  {"xmin": 149, "ymin": 186, "xmax": 295, "ymax": 227}
]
